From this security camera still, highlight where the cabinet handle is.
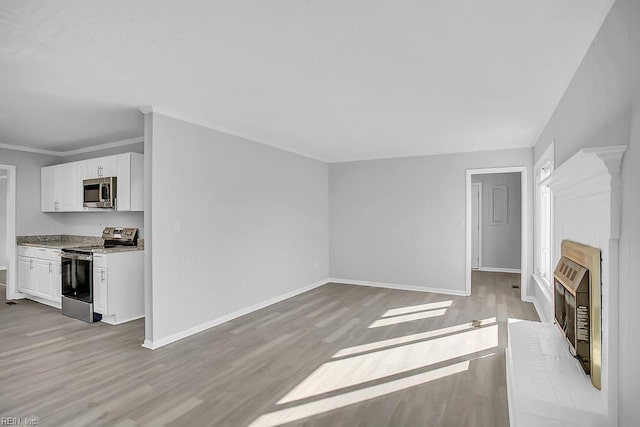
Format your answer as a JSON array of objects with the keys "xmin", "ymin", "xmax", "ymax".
[
  {"xmin": 30, "ymin": 260, "xmax": 33, "ymax": 269},
  {"xmin": 49, "ymin": 262, "xmax": 52, "ymax": 273},
  {"xmin": 101, "ymin": 270, "xmax": 105, "ymax": 282}
]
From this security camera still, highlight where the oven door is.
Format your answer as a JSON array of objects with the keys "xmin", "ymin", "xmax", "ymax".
[{"xmin": 61, "ymin": 251, "xmax": 93, "ymax": 303}]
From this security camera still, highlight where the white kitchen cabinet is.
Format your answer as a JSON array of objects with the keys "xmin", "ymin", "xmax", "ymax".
[
  {"xmin": 114, "ymin": 152, "xmax": 144, "ymax": 211},
  {"xmin": 93, "ymin": 266, "xmax": 108, "ymax": 315},
  {"xmin": 41, "ymin": 166, "xmax": 57, "ymax": 212},
  {"xmin": 92, "ymin": 251, "xmax": 144, "ymax": 324},
  {"xmin": 86, "ymin": 155, "xmax": 118, "ymax": 179},
  {"xmin": 17, "ymin": 246, "xmax": 62, "ymax": 308},
  {"xmin": 41, "ymin": 152, "xmax": 143, "ymax": 212},
  {"xmin": 55, "ymin": 162, "xmax": 84, "ymax": 211},
  {"xmin": 18, "ymin": 256, "xmax": 35, "ymax": 295},
  {"xmin": 42, "ymin": 161, "xmax": 85, "ymax": 212},
  {"xmin": 34, "ymin": 259, "xmax": 61, "ymax": 301}
]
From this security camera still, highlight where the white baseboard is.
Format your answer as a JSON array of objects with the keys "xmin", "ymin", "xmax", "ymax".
[
  {"xmin": 526, "ymin": 275, "xmax": 553, "ymax": 324},
  {"xmin": 329, "ymin": 278, "xmax": 468, "ymax": 296},
  {"xmin": 523, "ymin": 296, "xmax": 548, "ymax": 323},
  {"xmin": 477, "ymin": 267, "xmax": 521, "ymax": 274},
  {"xmin": 142, "ymin": 278, "xmax": 330, "ymax": 350}
]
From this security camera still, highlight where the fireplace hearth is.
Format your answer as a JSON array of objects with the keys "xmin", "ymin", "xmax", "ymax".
[{"xmin": 553, "ymin": 239, "xmax": 602, "ymax": 390}]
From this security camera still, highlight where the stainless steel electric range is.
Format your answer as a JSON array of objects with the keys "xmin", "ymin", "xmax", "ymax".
[{"xmin": 61, "ymin": 227, "xmax": 138, "ymax": 322}]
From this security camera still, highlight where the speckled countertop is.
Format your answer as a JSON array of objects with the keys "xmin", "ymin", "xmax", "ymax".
[{"xmin": 17, "ymin": 235, "xmax": 144, "ymax": 253}]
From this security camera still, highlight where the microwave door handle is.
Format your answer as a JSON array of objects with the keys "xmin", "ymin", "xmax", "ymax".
[{"xmin": 99, "ymin": 182, "xmax": 106, "ymax": 201}]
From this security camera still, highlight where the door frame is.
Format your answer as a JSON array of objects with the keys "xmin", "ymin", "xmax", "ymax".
[
  {"xmin": 0, "ymin": 164, "xmax": 18, "ymax": 300},
  {"xmin": 471, "ymin": 182, "xmax": 482, "ymax": 269},
  {"xmin": 465, "ymin": 166, "xmax": 528, "ymax": 300}
]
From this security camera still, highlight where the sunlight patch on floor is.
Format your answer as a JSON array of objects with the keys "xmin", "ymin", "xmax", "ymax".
[
  {"xmin": 382, "ymin": 300, "xmax": 453, "ymax": 318},
  {"xmin": 278, "ymin": 324, "xmax": 498, "ymax": 404},
  {"xmin": 334, "ymin": 317, "xmax": 497, "ymax": 358},
  {"xmin": 368, "ymin": 309, "xmax": 447, "ymax": 328},
  {"xmin": 247, "ymin": 360, "xmax": 470, "ymax": 427}
]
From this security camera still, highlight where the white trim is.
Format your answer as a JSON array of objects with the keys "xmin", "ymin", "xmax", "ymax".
[
  {"xmin": 534, "ymin": 140, "xmax": 555, "ymax": 288},
  {"xmin": 471, "ymin": 182, "xmax": 482, "ymax": 269},
  {"xmin": 329, "ymin": 278, "xmax": 468, "ymax": 296},
  {"xmin": 466, "ymin": 166, "xmax": 528, "ymax": 300},
  {"xmin": 477, "ymin": 267, "xmax": 521, "ymax": 274},
  {"xmin": 0, "ymin": 164, "xmax": 17, "ymax": 301},
  {"xmin": 142, "ymin": 278, "xmax": 330, "ymax": 350},
  {"xmin": 138, "ymin": 105, "xmax": 328, "ymax": 163},
  {"xmin": 523, "ymin": 295, "xmax": 549, "ymax": 323},
  {"xmin": 0, "ymin": 265, "xmax": 6, "ymax": 270},
  {"xmin": 0, "ymin": 137, "xmax": 143, "ymax": 158},
  {"xmin": 0, "ymin": 143, "xmax": 61, "ymax": 156},
  {"xmin": 60, "ymin": 137, "xmax": 144, "ymax": 156}
]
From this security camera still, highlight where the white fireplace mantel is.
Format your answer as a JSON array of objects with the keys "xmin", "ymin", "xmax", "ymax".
[
  {"xmin": 541, "ymin": 145, "xmax": 627, "ymax": 205},
  {"xmin": 508, "ymin": 145, "xmax": 627, "ymax": 426}
]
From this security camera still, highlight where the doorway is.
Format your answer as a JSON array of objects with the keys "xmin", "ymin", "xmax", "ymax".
[
  {"xmin": 0, "ymin": 165, "xmax": 17, "ymax": 300},
  {"xmin": 465, "ymin": 166, "xmax": 528, "ymax": 299}
]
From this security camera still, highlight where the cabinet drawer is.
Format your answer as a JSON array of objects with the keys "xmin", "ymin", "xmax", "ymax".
[
  {"xmin": 18, "ymin": 246, "xmax": 61, "ymax": 261},
  {"xmin": 93, "ymin": 254, "xmax": 107, "ymax": 268}
]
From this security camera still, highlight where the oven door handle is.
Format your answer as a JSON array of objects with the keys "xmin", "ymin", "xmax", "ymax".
[{"xmin": 61, "ymin": 252, "xmax": 93, "ymax": 261}]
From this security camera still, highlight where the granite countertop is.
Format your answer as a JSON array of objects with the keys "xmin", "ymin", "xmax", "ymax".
[
  {"xmin": 91, "ymin": 246, "xmax": 143, "ymax": 254},
  {"xmin": 17, "ymin": 235, "xmax": 144, "ymax": 253}
]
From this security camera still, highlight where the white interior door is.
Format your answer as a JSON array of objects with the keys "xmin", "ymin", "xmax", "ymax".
[{"xmin": 471, "ymin": 183, "xmax": 482, "ymax": 269}]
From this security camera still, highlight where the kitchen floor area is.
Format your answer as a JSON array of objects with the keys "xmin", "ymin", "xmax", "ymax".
[{"xmin": 0, "ymin": 274, "xmax": 537, "ymax": 427}]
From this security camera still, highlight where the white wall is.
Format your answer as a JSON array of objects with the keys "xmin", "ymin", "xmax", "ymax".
[
  {"xmin": 532, "ymin": 0, "xmax": 640, "ymax": 424},
  {"xmin": 148, "ymin": 113, "xmax": 329, "ymax": 345},
  {"xmin": 0, "ymin": 172, "xmax": 7, "ymax": 267},
  {"xmin": 329, "ymin": 148, "xmax": 532, "ymax": 294},
  {"xmin": 472, "ymin": 172, "xmax": 521, "ymax": 270},
  {"xmin": 0, "ymin": 148, "xmax": 61, "ymax": 235}
]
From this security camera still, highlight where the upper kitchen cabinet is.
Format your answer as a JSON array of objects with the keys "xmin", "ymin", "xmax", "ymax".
[
  {"xmin": 41, "ymin": 160, "xmax": 86, "ymax": 212},
  {"xmin": 86, "ymin": 155, "xmax": 118, "ymax": 179},
  {"xmin": 115, "ymin": 153, "xmax": 144, "ymax": 211},
  {"xmin": 41, "ymin": 152, "xmax": 144, "ymax": 212}
]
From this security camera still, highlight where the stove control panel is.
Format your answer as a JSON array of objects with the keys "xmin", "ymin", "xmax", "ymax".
[{"xmin": 102, "ymin": 227, "xmax": 138, "ymax": 242}]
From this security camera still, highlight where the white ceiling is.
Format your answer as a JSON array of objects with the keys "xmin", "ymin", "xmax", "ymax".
[{"xmin": 0, "ymin": 0, "xmax": 613, "ymax": 162}]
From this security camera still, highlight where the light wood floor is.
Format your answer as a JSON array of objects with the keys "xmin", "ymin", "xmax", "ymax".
[{"xmin": 0, "ymin": 272, "xmax": 538, "ymax": 427}]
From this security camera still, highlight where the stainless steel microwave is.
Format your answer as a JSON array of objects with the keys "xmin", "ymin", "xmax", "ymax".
[{"xmin": 83, "ymin": 177, "xmax": 117, "ymax": 208}]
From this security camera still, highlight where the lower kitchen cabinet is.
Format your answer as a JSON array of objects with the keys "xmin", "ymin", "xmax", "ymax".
[
  {"xmin": 17, "ymin": 247, "xmax": 62, "ymax": 308},
  {"xmin": 93, "ymin": 266, "xmax": 108, "ymax": 316},
  {"xmin": 92, "ymin": 251, "xmax": 143, "ymax": 325}
]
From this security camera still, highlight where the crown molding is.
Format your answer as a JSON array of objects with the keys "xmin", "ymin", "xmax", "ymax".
[
  {"xmin": 0, "ymin": 143, "xmax": 63, "ymax": 157},
  {"xmin": 0, "ymin": 137, "xmax": 144, "ymax": 158},
  {"xmin": 139, "ymin": 105, "xmax": 328, "ymax": 163},
  {"xmin": 61, "ymin": 136, "xmax": 144, "ymax": 156}
]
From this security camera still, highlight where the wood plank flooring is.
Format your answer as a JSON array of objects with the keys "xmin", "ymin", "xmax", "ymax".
[{"xmin": 0, "ymin": 272, "xmax": 538, "ymax": 426}]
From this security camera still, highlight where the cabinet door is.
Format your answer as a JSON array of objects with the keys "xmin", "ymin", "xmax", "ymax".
[
  {"xmin": 86, "ymin": 158, "xmax": 102, "ymax": 179},
  {"xmin": 86, "ymin": 156, "xmax": 118, "ymax": 178},
  {"xmin": 18, "ymin": 256, "xmax": 34, "ymax": 295},
  {"xmin": 100, "ymin": 156, "xmax": 119, "ymax": 177},
  {"xmin": 34, "ymin": 259, "xmax": 52, "ymax": 299},
  {"xmin": 55, "ymin": 163, "xmax": 83, "ymax": 211},
  {"xmin": 93, "ymin": 267, "xmax": 108, "ymax": 315},
  {"xmin": 41, "ymin": 166, "xmax": 57, "ymax": 212},
  {"xmin": 51, "ymin": 261, "xmax": 62, "ymax": 302}
]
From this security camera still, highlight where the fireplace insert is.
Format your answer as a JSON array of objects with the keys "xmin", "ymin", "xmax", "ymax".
[
  {"xmin": 554, "ymin": 256, "xmax": 590, "ymax": 373},
  {"xmin": 553, "ymin": 240, "xmax": 602, "ymax": 390}
]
